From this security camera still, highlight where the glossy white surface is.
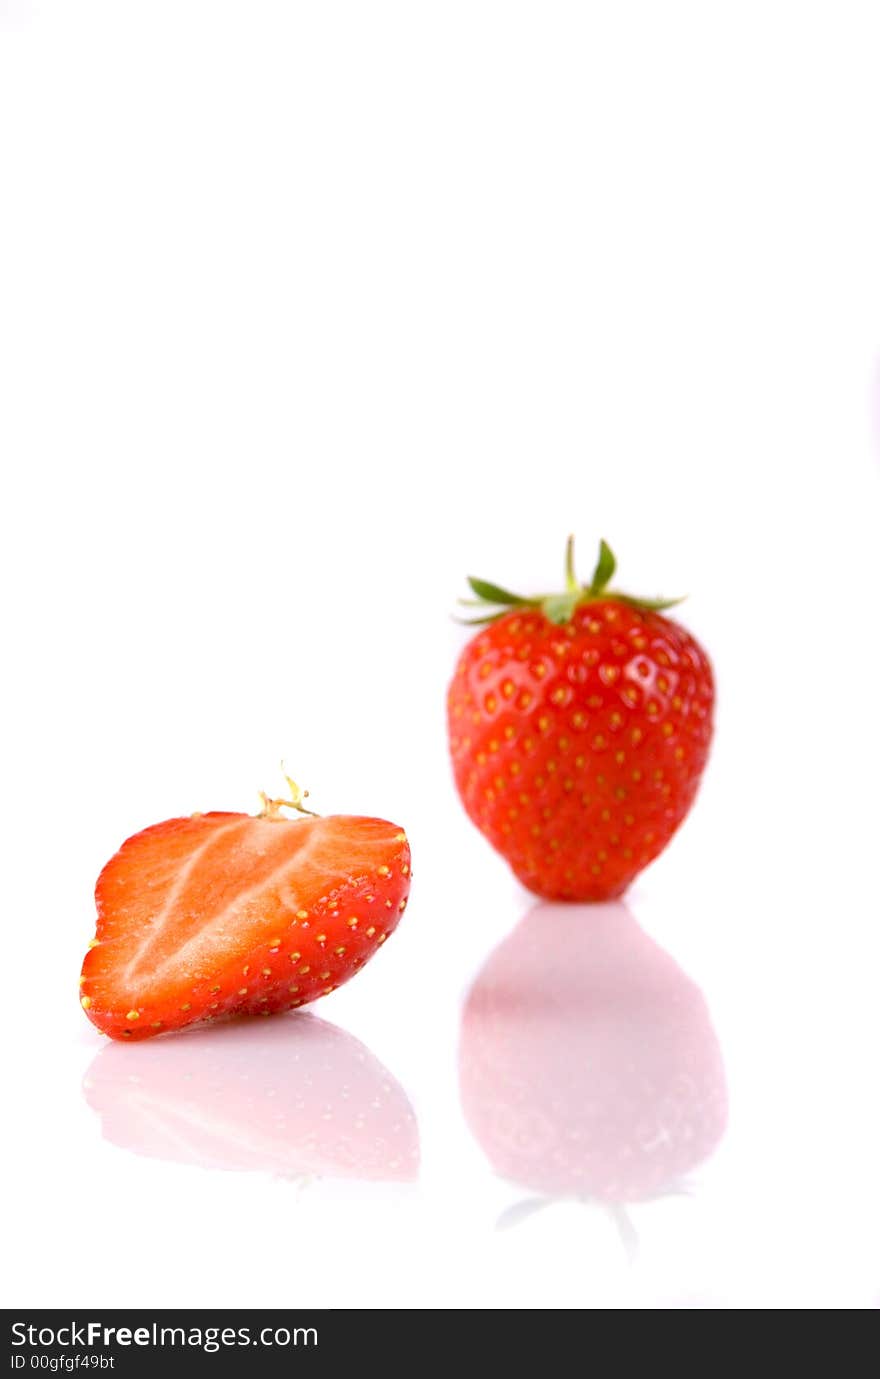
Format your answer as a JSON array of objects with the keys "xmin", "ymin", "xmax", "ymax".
[{"xmin": 2, "ymin": 2, "xmax": 879, "ymax": 1310}]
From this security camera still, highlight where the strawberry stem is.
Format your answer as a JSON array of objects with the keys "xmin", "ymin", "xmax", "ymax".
[
  {"xmin": 258, "ymin": 768, "xmax": 320, "ymax": 820},
  {"xmin": 564, "ymin": 533, "xmax": 578, "ymax": 593}
]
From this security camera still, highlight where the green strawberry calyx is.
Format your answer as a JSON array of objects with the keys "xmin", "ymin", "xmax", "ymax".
[{"xmin": 458, "ymin": 535, "xmax": 685, "ymax": 627}]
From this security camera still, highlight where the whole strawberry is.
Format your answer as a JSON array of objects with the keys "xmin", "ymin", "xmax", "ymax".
[
  {"xmin": 447, "ymin": 538, "xmax": 714, "ymax": 900},
  {"xmin": 80, "ymin": 775, "xmax": 410, "ymax": 1041}
]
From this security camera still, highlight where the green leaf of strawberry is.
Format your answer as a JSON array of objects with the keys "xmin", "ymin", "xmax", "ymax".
[
  {"xmin": 588, "ymin": 538, "xmax": 617, "ymax": 594},
  {"xmin": 466, "ymin": 576, "xmax": 528, "ymax": 606},
  {"xmin": 457, "ymin": 535, "xmax": 683, "ymax": 626}
]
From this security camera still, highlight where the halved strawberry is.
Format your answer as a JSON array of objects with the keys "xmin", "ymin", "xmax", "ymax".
[{"xmin": 80, "ymin": 797, "xmax": 411, "ymax": 1042}]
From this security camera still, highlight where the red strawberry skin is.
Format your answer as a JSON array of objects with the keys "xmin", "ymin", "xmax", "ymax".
[
  {"xmin": 447, "ymin": 600, "xmax": 714, "ymax": 900},
  {"xmin": 80, "ymin": 812, "xmax": 410, "ymax": 1041},
  {"xmin": 459, "ymin": 904, "xmax": 728, "ymax": 1202}
]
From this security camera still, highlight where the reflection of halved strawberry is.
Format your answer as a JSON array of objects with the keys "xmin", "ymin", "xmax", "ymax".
[
  {"xmin": 83, "ymin": 1012, "xmax": 419, "ymax": 1182},
  {"xmin": 459, "ymin": 904, "xmax": 727, "ymax": 1203}
]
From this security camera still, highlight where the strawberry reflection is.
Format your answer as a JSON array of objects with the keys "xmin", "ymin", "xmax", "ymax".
[
  {"xmin": 459, "ymin": 904, "xmax": 727, "ymax": 1213},
  {"xmin": 83, "ymin": 1013, "xmax": 419, "ymax": 1182}
]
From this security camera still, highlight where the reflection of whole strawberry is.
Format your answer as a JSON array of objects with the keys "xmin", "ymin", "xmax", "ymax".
[
  {"xmin": 459, "ymin": 905, "xmax": 727, "ymax": 1202},
  {"xmin": 84, "ymin": 1013, "xmax": 419, "ymax": 1183}
]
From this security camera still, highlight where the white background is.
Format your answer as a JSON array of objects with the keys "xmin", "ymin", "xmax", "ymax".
[{"xmin": 2, "ymin": 1, "xmax": 879, "ymax": 1310}]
